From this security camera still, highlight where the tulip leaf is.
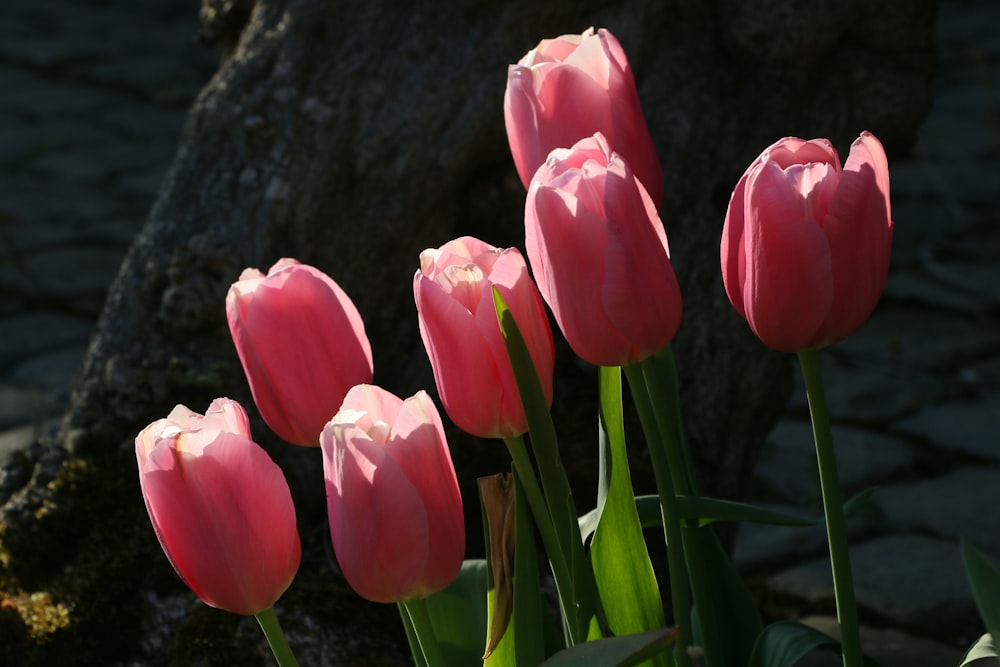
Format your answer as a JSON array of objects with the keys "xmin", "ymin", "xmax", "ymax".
[
  {"xmin": 480, "ymin": 473, "xmax": 516, "ymax": 664},
  {"xmin": 510, "ymin": 469, "xmax": 549, "ymax": 665},
  {"xmin": 962, "ymin": 541, "xmax": 1000, "ymax": 651},
  {"xmin": 688, "ymin": 524, "xmax": 763, "ymax": 667},
  {"xmin": 674, "ymin": 495, "xmax": 818, "ymax": 527},
  {"xmin": 748, "ymin": 620, "xmax": 883, "ymax": 667},
  {"xmin": 398, "ymin": 603, "xmax": 427, "ymax": 667},
  {"xmin": 580, "ymin": 495, "xmax": 819, "ymax": 540},
  {"xmin": 961, "ymin": 633, "xmax": 1000, "ymax": 665},
  {"xmin": 843, "ymin": 486, "xmax": 878, "ymax": 516},
  {"xmin": 590, "ymin": 365, "xmax": 667, "ymax": 665},
  {"xmin": 539, "ymin": 627, "xmax": 678, "ymax": 667},
  {"xmin": 422, "ymin": 559, "xmax": 491, "ymax": 666},
  {"xmin": 493, "ymin": 287, "xmax": 601, "ymax": 644}
]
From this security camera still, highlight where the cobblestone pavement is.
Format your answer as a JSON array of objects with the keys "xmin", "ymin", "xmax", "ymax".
[{"xmin": 1, "ymin": 1, "xmax": 997, "ymax": 665}]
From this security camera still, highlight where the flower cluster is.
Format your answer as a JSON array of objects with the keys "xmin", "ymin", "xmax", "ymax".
[{"xmin": 134, "ymin": 24, "xmax": 902, "ymax": 667}]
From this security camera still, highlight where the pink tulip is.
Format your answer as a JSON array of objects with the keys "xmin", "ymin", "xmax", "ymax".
[
  {"xmin": 525, "ymin": 133, "xmax": 682, "ymax": 367},
  {"xmin": 321, "ymin": 385, "xmax": 464, "ymax": 603},
  {"xmin": 135, "ymin": 398, "xmax": 301, "ymax": 616},
  {"xmin": 720, "ymin": 132, "xmax": 894, "ymax": 352},
  {"xmin": 505, "ymin": 27, "xmax": 663, "ymax": 206},
  {"xmin": 414, "ymin": 236, "xmax": 554, "ymax": 439},
  {"xmin": 227, "ymin": 258, "xmax": 373, "ymax": 446}
]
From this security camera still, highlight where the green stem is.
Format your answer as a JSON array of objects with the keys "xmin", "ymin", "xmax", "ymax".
[
  {"xmin": 400, "ymin": 597, "xmax": 447, "ymax": 667},
  {"xmin": 254, "ymin": 607, "xmax": 300, "ymax": 667},
  {"xmin": 398, "ymin": 601, "xmax": 428, "ymax": 667},
  {"xmin": 624, "ymin": 363, "xmax": 692, "ymax": 667},
  {"xmin": 798, "ymin": 348, "xmax": 863, "ymax": 667},
  {"xmin": 493, "ymin": 287, "xmax": 601, "ymax": 643},
  {"xmin": 504, "ymin": 435, "xmax": 582, "ymax": 644},
  {"xmin": 639, "ymin": 351, "xmax": 726, "ymax": 667}
]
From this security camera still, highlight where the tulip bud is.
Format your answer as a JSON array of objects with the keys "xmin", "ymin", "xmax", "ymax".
[
  {"xmin": 226, "ymin": 258, "xmax": 373, "ymax": 446},
  {"xmin": 720, "ymin": 132, "xmax": 894, "ymax": 352},
  {"xmin": 414, "ymin": 236, "xmax": 554, "ymax": 439},
  {"xmin": 135, "ymin": 398, "xmax": 301, "ymax": 616},
  {"xmin": 504, "ymin": 27, "xmax": 663, "ymax": 206},
  {"xmin": 525, "ymin": 133, "xmax": 682, "ymax": 367},
  {"xmin": 321, "ymin": 385, "xmax": 465, "ymax": 603}
]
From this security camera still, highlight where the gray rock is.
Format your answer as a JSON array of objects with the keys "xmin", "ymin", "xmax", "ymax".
[
  {"xmin": 7, "ymin": 344, "xmax": 88, "ymax": 392},
  {"xmin": 883, "ymin": 269, "xmax": 987, "ymax": 315},
  {"xmin": 0, "ymin": 382, "xmax": 62, "ymax": 429},
  {"xmin": 787, "ymin": 352, "xmax": 929, "ymax": 426},
  {"xmin": 912, "ymin": 111, "xmax": 999, "ymax": 160},
  {"xmin": 3, "ymin": 76, "xmax": 124, "ymax": 118},
  {"xmin": 0, "ymin": 424, "xmax": 40, "ymax": 468},
  {"xmin": 753, "ymin": 420, "xmax": 914, "ymax": 505},
  {"xmin": 0, "ymin": 313, "xmax": 93, "ymax": 370},
  {"xmin": 766, "ymin": 533, "xmax": 977, "ymax": 641},
  {"xmin": 732, "ymin": 502, "xmax": 871, "ymax": 574},
  {"xmin": 100, "ymin": 103, "xmax": 186, "ymax": 144},
  {"xmin": 894, "ymin": 400, "xmax": 1000, "ymax": 463},
  {"xmin": 31, "ymin": 143, "xmax": 164, "ymax": 185},
  {"xmin": 0, "ymin": 244, "xmax": 128, "ymax": 306},
  {"xmin": 876, "ymin": 466, "xmax": 1000, "ymax": 556},
  {"xmin": 794, "ymin": 615, "xmax": 965, "ymax": 667}
]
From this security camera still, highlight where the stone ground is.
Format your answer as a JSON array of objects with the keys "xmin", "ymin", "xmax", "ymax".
[{"xmin": 0, "ymin": 0, "xmax": 997, "ymax": 665}]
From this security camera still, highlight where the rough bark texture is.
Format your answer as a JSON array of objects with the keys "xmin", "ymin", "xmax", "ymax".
[{"xmin": 0, "ymin": 0, "xmax": 937, "ymax": 663}]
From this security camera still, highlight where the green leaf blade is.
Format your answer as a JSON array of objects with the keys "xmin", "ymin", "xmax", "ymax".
[
  {"xmin": 591, "ymin": 366, "xmax": 667, "ymax": 665},
  {"xmin": 540, "ymin": 628, "xmax": 678, "ymax": 667},
  {"xmin": 962, "ymin": 542, "xmax": 1000, "ymax": 652}
]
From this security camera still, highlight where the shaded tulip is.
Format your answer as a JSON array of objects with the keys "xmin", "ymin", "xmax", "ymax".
[
  {"xmin": 321, "ymin": 385, "xmax": 464, "ymax": 603},
  {"xmin": 227, "ymin": 257, "xmax": 373, "ymax": 446},
  {"xmin": 505, "ymin": 27, "xmax": 663, "ymax": 206},
  {"xmin": 414, "ymin": 236, "xmax": 554, "ymax": 439},
  {"xmin": 135, "ymin": 398, "xmax": 301, "ymax": 616},
  {"xmin": 720, "ymin": 132, "xmax": 894, "ymax": 352},
  {"xmin": 525, "ymin": 133, "xmax": 682, "ymax": 367}
]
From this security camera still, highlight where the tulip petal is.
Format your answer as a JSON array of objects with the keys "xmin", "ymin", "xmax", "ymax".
[
  {"xmin": 228, "ymin": 264, "xmax": 373, "ymax": 445},
  {"xmin": 533, "ymin": 30, "xmax": 587, "ymax": 63},
  {"xmin": 141, "ymin": 431, "xmax": 299, "ymax": 615},
  {"xmin": 601, "ymin": 157, "xmax": 682, "ymax": 362},
  {"xmin": 504, "ymin": 66, "xmax": 547, "ymax": 189},
  {"xmin": 326, "ymin": 431, "xmax": 431, "ymax": 603},
  {"xmin": 534, "ymin": 66, "xmax": 615, "ymax": 161},
  {"xmin": 338, "ymin": 383, "xmax": 403, "ymax": 425},
  {"xmin": 414, "ymin": 273, "xmax": 506, "ymax": 438},
  {"xmin": 764, "ymin": 136, "xmax": 839, "ymax": 170},
  {"xmin": 743, "ymin": 161, "xmax": 834, "ymax": 352},
  {"xmin": 820, "ymin": 131, "xmax": 894, "ymax": 343},
  {"xmin": 562, "ymin": 27, "xmax": 612, "ymax": 89},
  {"xmin": 384, "ymin": 392, "xmax": 464, "ymax": 592},
  {"xmin": 487, "ymin": 249, "xmax": 555, "ymax": 409},
  {"xmin": 527, "ymin": 181, "xmax": 633, "ymax": 365},
  {"xmin": 721, "ymin": 169, "xmax": 751, "ymax": 318}
]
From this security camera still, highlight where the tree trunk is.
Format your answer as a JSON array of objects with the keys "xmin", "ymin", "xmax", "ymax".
[{"xmin": 0, "ymin": 0, "xmax": 937, "ymax": 663}]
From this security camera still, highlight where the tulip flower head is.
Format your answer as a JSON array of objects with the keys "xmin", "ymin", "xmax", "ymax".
[
  {"xmin": 414, "ymin": 236, "xmax": 554, "ymax": 439},
  {"xmin": 720, "ymin": 132, "xmax": 894, "ymax": 352},
  {"xmin": 525, "ymin": 133, "xmax": 682, "ymax": 367},
  {"xmin": 321, "ymin": 385, "xmax": 465, "ymax": 603},
  {"xmin": 505, "ymin": 27, "xmax": 663, "ymax": 206},
  {"xmin": 135, "ymin": 398, "xmax": 301, "ymax": 616},
  {"xmin": 227, "ymin": 258, "xmax": 373, "ymax": 446}
]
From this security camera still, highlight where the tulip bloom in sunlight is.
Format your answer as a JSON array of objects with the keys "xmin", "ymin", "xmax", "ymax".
[
  {"xmin": 720, "ymin": 132, "xmax": 894, "ymax": 352},
  {"xmin": 505, "ymin": 27, "xmax": 663, "ymax": 206},
  {"xmin": 321, "ymin": 385, "xmax": 464, "ymax": 603},
  {"xmin": 135, "ymin": 398, "xmax": 301, "ymax": 616},
  {"xmin": 414, "ymin": 236, "xmax": 554, "ymax": 439},
  {"xmin": 525, "ymin": 133, "xmax": 682, "ymax": 367},
  {"xmin": 227, "ymin": 258, "xmax": 373, "ymax": 446}
]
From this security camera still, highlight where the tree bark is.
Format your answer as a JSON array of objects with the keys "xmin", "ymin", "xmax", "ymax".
[{"xmin": 0, "ymin": 0, "xmax": 937, "ymax": 663}]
